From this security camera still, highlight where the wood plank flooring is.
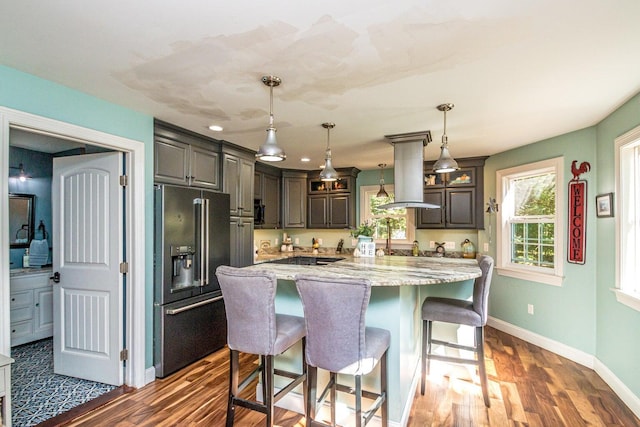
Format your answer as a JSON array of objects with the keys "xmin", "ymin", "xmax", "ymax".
[{"xmin": 56, "ymin": 327, "xmax": 639, "ymax": 426}]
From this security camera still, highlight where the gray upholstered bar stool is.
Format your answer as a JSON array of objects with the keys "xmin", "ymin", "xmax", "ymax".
[
  {"xmin": 420, "ymin": 254, "xmax": 494, "ymax": 407},
  {"xmin": 295, "ymin": 274, "xmax": 389, "ymax": 427},
  {"xmin": 215, "ymin": 266, "xmax": 307, "ymax": 427}
]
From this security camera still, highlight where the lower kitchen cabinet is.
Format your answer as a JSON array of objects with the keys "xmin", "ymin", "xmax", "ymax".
[
  {"xmin": 230, "ymin": 217, "xmax": 254, "ymax": 267},
  {"xmin": 10, "ymin": 271, "xmax": 53, "ymax": 347}
]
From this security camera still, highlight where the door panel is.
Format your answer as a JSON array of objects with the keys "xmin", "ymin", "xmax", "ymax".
[{"xmin": 52, "ymin": 152, "xmax": 123, "ymax": 386}]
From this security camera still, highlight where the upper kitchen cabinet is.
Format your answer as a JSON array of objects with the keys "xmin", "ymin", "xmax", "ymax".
[
  {"xmin": 307, "ymin": 167, "xmax": 360, "ymax": 229},
  {"xmin": 154, "ymin": 120, "xmax": 221, "ymax": 190},
  {"xmin": 254, "ymin": 162, "xmax": 282, "ymax": 229},
  {"xmin": 222, "ymin": 145, "xmax": 255, "ymax": 218},
  {"xmin": 418, "ymin": 157, "xmax": 488, "ymax": 229},
  {"xmin": 282, "ymin": 170, "xmax": 307, "ymax": 229}
]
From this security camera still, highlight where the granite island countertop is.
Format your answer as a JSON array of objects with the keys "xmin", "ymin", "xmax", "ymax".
[{"xmin": 248, "ymin": 254, "xmax": 481, "ymax": 286}]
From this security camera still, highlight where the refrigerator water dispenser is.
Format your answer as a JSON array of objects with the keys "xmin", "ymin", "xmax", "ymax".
[{"xmin": 171, "ymin": 245, "xmax": 195, "ymax": 290}]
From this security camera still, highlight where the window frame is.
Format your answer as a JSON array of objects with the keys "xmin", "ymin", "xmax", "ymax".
[
  {"xmin": 359, "ymin": 184, "xmax": 415, "ymax": 247},
  {"xmin": 614, "ymin": 124, "xmax": 640, "ymax": 312},
  {"xmin": 496, "ymin": 157, "xmax": 564, "ymax": 286}
]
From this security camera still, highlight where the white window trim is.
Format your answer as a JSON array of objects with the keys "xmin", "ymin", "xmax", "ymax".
[
  {"xmin": 496, "ymin": 157, "xmax": 564, "ymax": 286},
  {"xmin": 613, "ymin": 124, "xmax": 640, "ymax": 312},
  {"xmin": 359, "ymin": 184, "xmax": 415, "ymax": 247}
]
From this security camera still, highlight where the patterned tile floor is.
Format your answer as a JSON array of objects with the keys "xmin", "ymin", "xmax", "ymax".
[{"xmin": 11, "ymin": 338, "xmax": 116, "ymax": 426}]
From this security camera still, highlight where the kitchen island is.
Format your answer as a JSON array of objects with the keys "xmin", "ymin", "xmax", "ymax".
[{"xmin": 245, "ymin": 254, "xmax": 482, "ymax": 426}]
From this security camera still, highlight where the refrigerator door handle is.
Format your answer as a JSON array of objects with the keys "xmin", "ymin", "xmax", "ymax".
[
  {"xmin": 165, "ymin": 295, "xmax": 223, "ymax": 315},
  {"xmin": 203, "ymin": 197, "xmax": 210, "ymax": 286}
]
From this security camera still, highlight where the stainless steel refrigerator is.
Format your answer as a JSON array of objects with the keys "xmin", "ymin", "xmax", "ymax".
[{"xmin": 153, "ymin": 184, "xmax": 230, "ymax": 378}]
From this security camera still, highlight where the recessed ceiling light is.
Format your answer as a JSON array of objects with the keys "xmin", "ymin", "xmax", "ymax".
[
  {"xmin": 301, "ymin": 157, "xmax": 310, "ymax": 162},
  {"xmin": 208, "ymin": 124, "xmax": 223, "ymax": 132}
]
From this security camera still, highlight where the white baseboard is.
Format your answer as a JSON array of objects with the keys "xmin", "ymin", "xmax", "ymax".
[
  {"xmin": 487, "ymin": 317, "xmax": 594, "ymax": 368},
  {"xmin": 144, "ymin": 366, "xmax": 156, "ymax": 386},
  {"xmin": 487, "ymin": 316, "xmax": 640, "ymax": 420},
  {"xmin": 594, "ymin": 358, "xmax": 640, "ymax": 419}
]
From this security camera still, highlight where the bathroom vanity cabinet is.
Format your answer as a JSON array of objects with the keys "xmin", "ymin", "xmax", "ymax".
[{"xmin": 9, "ymin": 270, "xmax": 53, "ymax": 347}]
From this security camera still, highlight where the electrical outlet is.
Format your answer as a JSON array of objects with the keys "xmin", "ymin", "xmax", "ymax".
[
  {"xmin": 445, "ymin": 241, "xmax": 455, "ymax": 249},
  {"xmin": 294, "ymin": 238, "xmax": 300, "ymax": 245},
  {"xmin": 318, "ymin": 238, "xmax": 323, "ymax": 245},
  {"xmin": 429, "ymin": 241, "xmax": 435, "ymax": 249},
  {"xmin": 527, "ymin": 304, "xmax": 534, "ymax": 315},
  {"xmin": 275, "ymin": 238, "xmax": 279, "ymax": 245},
  {"xmin": 483, "ymin": 242, "xmax": 489, "ymax": 252}
]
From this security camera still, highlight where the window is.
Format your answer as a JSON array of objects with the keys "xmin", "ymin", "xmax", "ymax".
[
  {"xmin": 614, "ymin": 125, "xmax": 640, "ymax": 311},
  {"xmin": 359, "ymin": 185, "xmax": 415, "ymax": 245},
  {"xmin": 496, "ymin": 157, "xmax": 564, "ymax": 286}
]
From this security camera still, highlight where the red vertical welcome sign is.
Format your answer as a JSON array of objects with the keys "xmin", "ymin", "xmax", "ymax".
[{"xmin": 568, "ymin": 180, "xmax": 586, "ymax": 264}]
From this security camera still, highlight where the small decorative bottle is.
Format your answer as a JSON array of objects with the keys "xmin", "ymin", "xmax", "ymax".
[
  {"xmin": 412, "ymin": 240, "xmax": 419, "ymax": 256},
  {"xmin": 23, "ymin": 248, "xmax": 30, "ymax": 268}
]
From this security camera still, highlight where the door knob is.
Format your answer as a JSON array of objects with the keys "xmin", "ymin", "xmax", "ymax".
[{"xmin": 50, "ymin": 271, "xmax": 61, "ymax": 283}]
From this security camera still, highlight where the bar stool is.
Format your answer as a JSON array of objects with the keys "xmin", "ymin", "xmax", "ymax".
[
  {"xmin": 215, "ymin": 266, "xmax": 307, "ymax": 427},
  {"xmin": 295, "ymin": 274, "xmax": 389, "ymax": 427},
  {"xmin": 420, "ymin": 255, "xmax": 494, "ymax": 407}
]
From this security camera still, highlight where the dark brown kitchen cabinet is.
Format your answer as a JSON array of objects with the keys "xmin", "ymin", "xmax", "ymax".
[
  {"xmin": 306, "ymin": 167, "xmax": 360, "ymax": 229},
  {"xmin": 230, "ymin": 217, "xmax": 254, "ymax": 267},
  {"xmin": 154, "ymin": 120, "xmax": 221, "ymax": 190},
  {"xmin": 282, "ymin": 171, "xmax": 307, "ymax": 228},
  {"xmin": 255, "ymin": 163, "xmax": 281, "ymax": 229},
  {"xmin": 307, "ymin": 194, "xmax": 350, "ymax": 229},
  {"xmin": 417, "ymin": 156, "xmax": 487, "ymax": 229},
  {"xmin": 222, "ymin": 146, "xmax": 255, "ymax": 218}
]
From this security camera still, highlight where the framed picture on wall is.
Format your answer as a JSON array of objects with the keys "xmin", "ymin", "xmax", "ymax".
[{"xmin": 596, "ymin": 193, "xmax": 614, "ymax": 218}]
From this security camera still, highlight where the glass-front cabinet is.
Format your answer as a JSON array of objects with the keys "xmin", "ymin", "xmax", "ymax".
[{"xmin": 418, "ymin": 157, "xmax": 487, "ymax": 229}]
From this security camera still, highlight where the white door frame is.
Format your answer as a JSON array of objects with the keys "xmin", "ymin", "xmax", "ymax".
[{"xmin": 0, "ymin": 106, "xmax": 147, "ymax": 388}]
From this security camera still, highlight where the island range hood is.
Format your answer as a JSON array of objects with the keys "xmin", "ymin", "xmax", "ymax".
[{"xmin": 379, "ymin": 130, "xmax": 440, "ymax": 210}]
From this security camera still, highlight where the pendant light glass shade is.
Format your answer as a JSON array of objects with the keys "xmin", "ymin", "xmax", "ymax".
[
  {"xmin": 256, "ymin": 75, "xmax": 286, "ymax": 162},
  {"xmin": 433, "ymin": 103, "xmax": 459, "ymax": 173},
  {"xmin": 319, "ymin": 122, "xmax": 338, "ymax": 182},
  {"xmin": 376, "ymin": 163, "xmax": 389, "ymax": 198}
]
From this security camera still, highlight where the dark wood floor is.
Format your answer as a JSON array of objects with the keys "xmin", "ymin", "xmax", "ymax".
[{"xmin": 56, "ymin": 327, "xmax": 639, "ymax": 426}]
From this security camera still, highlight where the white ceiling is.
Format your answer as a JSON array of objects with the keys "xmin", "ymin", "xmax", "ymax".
[{"xmin": 2, "ymin": 1, "xmax": 640, "ymax": 171}]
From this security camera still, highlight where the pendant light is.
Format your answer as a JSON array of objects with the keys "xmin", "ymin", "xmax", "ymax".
[
  {"xmin": 319, "ymin": 122, "xmax": 338, "ymax": 182},
  {"xmin": 376, "ymin": 163, "xmax": 389, "ymax": 198},
  {"xmin": 256, "ymin": 75, "xmax": 286, "ymax": 162},
  {"xmin": 433, "ymin": 103, "xmax": 459, "ymax": 173}
]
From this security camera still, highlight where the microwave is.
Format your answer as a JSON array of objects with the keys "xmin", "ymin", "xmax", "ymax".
[{"xmin": 254, "ymin": 199, "xmax": 264, "ymax": 224}]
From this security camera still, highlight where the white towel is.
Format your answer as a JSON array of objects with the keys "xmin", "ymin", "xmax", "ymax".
[{"xmin": 29, "ymin": 239, "xmax": 49, "ymax": 266}]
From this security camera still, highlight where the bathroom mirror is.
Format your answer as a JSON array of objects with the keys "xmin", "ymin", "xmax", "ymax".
[{"xmin": 9, "ymin": 193, "xmax": 35, "ymax": 248}]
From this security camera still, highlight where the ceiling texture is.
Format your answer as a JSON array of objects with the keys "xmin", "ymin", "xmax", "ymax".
[{"xmin": 2, "ymin": 0, "xmax": 640, "ymax": 171}]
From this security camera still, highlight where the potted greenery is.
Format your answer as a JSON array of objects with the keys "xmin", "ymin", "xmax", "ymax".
[{"xmin": 350, "ymin": 220, "xmax": 375, "ymax": 240}]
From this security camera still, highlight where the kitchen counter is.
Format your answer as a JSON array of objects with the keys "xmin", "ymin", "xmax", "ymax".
[
  {"xmin": 251, "ymin": 253, "xmax": 481, "ymax": 286},
  {"xmin": 246, "ymin": 253, "xmax": 482, "ymax": 424}
]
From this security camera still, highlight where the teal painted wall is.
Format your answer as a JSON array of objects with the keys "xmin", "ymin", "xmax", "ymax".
[
  {"xmin": 0, "ymin": 65, "xmax": 156, "ymax": 367},
  {"xmin": 595, "ymin": 92, "xmax": 640, "ymax": 396},
  {"xmin": 483, "ymin": 127, "xmax": 598, "ymax": 354}
]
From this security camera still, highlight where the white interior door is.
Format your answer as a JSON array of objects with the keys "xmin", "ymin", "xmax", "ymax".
[{"xmin": 52, "ymin": 152, "xmax": 123, "ymax": 385}]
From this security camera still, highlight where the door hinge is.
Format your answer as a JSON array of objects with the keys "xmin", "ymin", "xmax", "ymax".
[
  {"xmin": 120, "ymin": 262, "xmax": 129, "ymax": 274},
  {"xmin": 120, "ymin": 348, "xmax": 129, "ymax": 361},
  {"xmin": 119, "ymin": 175, "xmax": 128, "ymax": 186}
]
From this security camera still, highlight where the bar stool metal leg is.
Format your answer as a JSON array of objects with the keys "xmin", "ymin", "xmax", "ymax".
[
  {"xmin": 227, "ymin": 349, "xmax": 239, "ymax": 427},
  {"xmin": 476, "ymin": 327, "xmax": 490, "ymax": 407}
]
